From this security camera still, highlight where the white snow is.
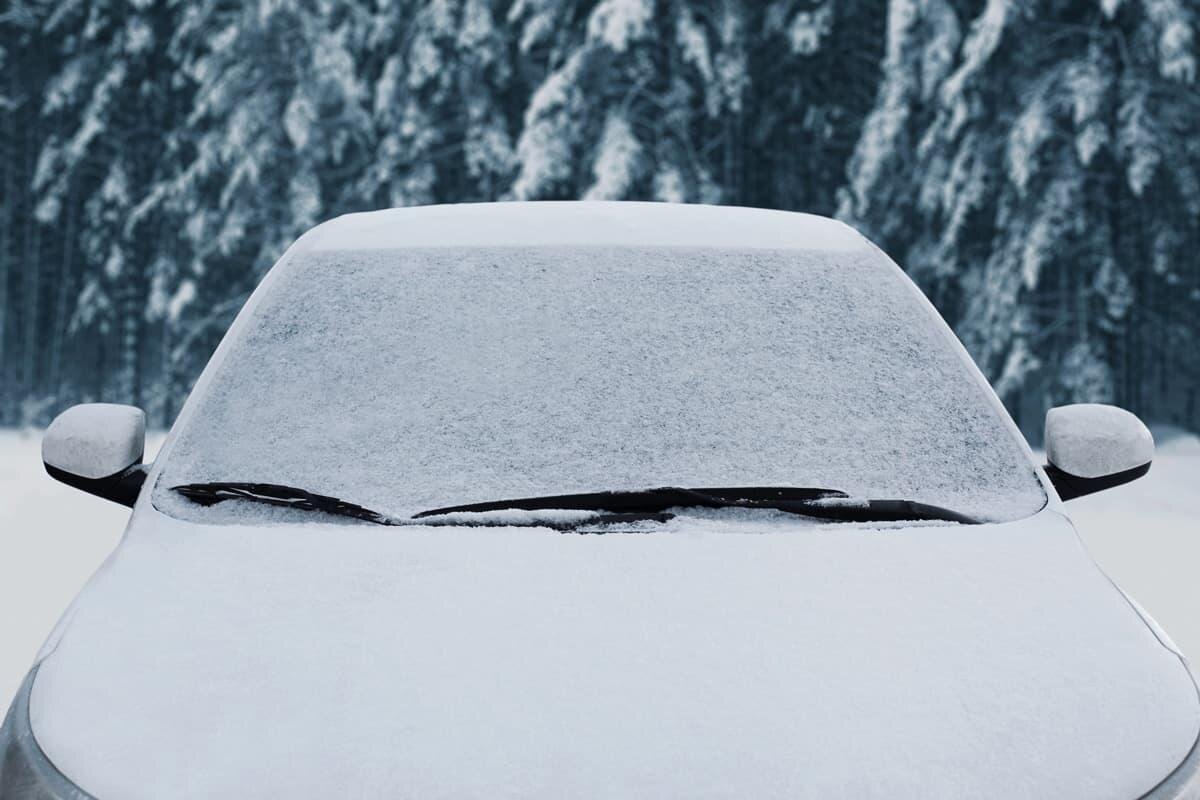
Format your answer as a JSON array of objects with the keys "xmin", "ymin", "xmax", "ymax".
[
  {"xmin": 41, "ymin": 404, "xmax": 146, "ymax": 480},
  {"xmin": 3, "ymin": 428, "xmax": 1200, "ymax": 796},
  {"xmin": 24, "ymin": 504, "xmax": 1200, "ymax": 799},
  {"xmin": 509, "ymin": 59, "xmax": 586, "ymax": 200},
  {"xmin": 675, "ymin": 10, "xmax": 714, "ymax": 88},
  {"xmin": 788, "ymin": 5, "xmax": 833, "ymax": 55},
  {"xmin": 586, "ymin": 0, "xmax": 653, "ymax": 53},
  {"xmin": 582, "ymin": 114, "xmax": 643, "ymax": 200},
  {"xmin": 1007, "ymin": 92, "xmax": 1051, "ymax": 192},
  {"xmin": 303, "ymin": 202, "xmax": 869, "ymax": 252},
  {"xmin": 1061, "ymin": 425, "xmax": 1200, "ymax": 657},
  {"xmin": 1045, "ymin": 403, "xmax": 1154, "ymax": 478},
  {"xmin": 0, "ymin": 431, "xmax": 164, "ymax": 707},
  {"xmin": 9, "ymin": 429, "xmax": 1196, "ymax": 697},
  {"xmin": 153, "ymin": 243, "xmax": 1045, "ymax": 523}
]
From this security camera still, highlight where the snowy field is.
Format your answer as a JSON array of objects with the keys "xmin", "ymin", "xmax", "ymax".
[{"xmin": 1, "ymin": 426, "xmax": 1197, "ymax": 707}]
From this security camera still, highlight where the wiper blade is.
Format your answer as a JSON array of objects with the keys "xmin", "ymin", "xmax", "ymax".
[
  {"xmin": 170, "ymin": 482, "xmax": 675, "ymax": 530},
  {"xmin": 174, "ymin": 483, "xmax": 979, "ymax": 528},
  {"xmin": 415, "ymin": 486, "xmax": 980, "ymax": 525},
  {"xmin": 172, "ymin": 482, "xmax": 397, "ymax": 526},
  {"xmin": 414, "ymin": 486, "xmax": 844, "ymax": 517}
]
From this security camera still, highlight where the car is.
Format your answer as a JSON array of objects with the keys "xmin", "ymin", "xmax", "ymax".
[{"xmin": 2, "ymin": 201, "xmax": 1196, "ymax": 799}]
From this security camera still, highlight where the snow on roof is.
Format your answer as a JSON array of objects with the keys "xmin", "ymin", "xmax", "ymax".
[{"xmin": 302, "ymin": 202, "xmax": 869, "ymax": 252}]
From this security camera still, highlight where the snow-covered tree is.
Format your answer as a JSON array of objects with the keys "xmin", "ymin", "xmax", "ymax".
[
  {"xmin": 151, "ymin": 0, "xmax": 378, "ymax": 420},
  {"xmin": 511, "ymin": 0, "xmax": 738, "ymax": 203},
  {"xmin": 745, "ymin": 0, "xmax": 886, "ymax": 211},
  {"xmin": 168, "ymin": 0, "xmax": 375, "ymax": 274},
  {"xmin": 0, "ymin": 2, "xmax": 46, "ymax": 423},
  {"xmin": 19, "ymin": 0, "xmax": 190, "ymax": 419},
  {"xmin": 4, "ymin": 0, "xmax": 1197, "ymax": 433},
  {"xmin": 510, "ymin": 0, "xmax": 884, "ymax": 210},
  {"xmin": 839, "ymin": 0, "xmax": 1200, "ymax": 430},
  {"xmin": 360, "ymin": 0, "xmax": 519, "ymax": 207}
]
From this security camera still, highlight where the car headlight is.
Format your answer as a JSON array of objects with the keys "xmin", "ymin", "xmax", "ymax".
[{"xmin": 0, "ymin": 668, "xmax": 94, "ymax": 799}]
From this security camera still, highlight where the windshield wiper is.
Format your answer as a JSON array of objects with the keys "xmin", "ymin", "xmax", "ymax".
[
  {"xmin": 170, "ymin": 482, "xmax": 675, "ymax": 530},
  {"xmin": 173, "ymin": 483, "xmax": 978, "ymax": 528},
  {"xmin": 172, "ymin": 482, "xmax": 398, "ymax": 526},
  {"xmin": 414, "ymin": 486, "xmax": 980, "ymax": 525}
]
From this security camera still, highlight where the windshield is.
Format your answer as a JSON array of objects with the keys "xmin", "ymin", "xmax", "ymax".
[{"xmin": 153, "ymin": 245, "xmax": 1045, "ymax": 524}]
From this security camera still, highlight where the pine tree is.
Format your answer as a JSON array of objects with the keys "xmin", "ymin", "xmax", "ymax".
[
  {"xmin": 168, "ymin": 0, "xmax": 376, "ymax": 272},
  {"xmin": 511, "ymin": 0, "xmax": 736, "ymax": 202},
  {"xmin": 154, "ymin": 0, "xmax": 378, "ymax": 420},
  {"xmin": 509, "ymin": 0, "xmax": 885, "ymax": 210},
  {"xmin": 839, "ymin": 0, "xmax": 1200, "ymax": 431},
  {"xmin": 14, "ymin": 0, "xmax": 189, "ymax": 420},
  {"xmin": 0, "ymin": 3, "xmax": 47, "ymax": 423},
  {"xmin": 745, "ymin": 0, "xmax": 886, "ymax": 212},
  {"xmin": 5, "ymin": 0, "xmax": 1197, "ymax": 434},
  {"xmin": 360, "ymin": 0, "xmax": 520, "ymax": 207}
]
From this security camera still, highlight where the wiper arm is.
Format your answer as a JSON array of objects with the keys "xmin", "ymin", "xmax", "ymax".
[
  {"xmin": 172, "ymin": 482, "xmax": 397, "ymax": 526},
  {"xmin": 794, "ymin": 497, "xmax": 979, "ymax": 525},
  {"xmin": 415, "ymin": 486, "xmax": 980, "ymax": 525}
]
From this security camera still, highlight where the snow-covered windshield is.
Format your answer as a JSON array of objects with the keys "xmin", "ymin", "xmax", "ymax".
[{"xmin": 154, "ymin": 245, "xmax": 1045, "ymax": 524}]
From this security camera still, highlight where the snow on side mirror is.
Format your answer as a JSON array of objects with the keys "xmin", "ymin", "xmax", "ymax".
[
  {"xmin": 43, "ymin": 403, "xmax": 149, "ymax": 507},
  {"xmin": 1043, "ymin": 404, "xmax": 1153, "ymax": 501}
]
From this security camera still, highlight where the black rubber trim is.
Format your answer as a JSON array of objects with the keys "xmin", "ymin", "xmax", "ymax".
[
  {"xmin": 44, "ymin": 461, "xmax": 149, "ymax": 508},
  {"xmin": 1044, "ymin": 461, "xmax": 1151, "ymax": 501}
]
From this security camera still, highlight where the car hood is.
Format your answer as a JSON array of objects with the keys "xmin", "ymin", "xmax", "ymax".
[{"xmin": 28, "ymin": 508, "xmax": 1200, "ymax": 799}]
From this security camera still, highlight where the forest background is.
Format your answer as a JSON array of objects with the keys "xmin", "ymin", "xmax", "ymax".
[{"xmin": 1, "ymin": 0, "xmax": 1197, "ymax": 438}]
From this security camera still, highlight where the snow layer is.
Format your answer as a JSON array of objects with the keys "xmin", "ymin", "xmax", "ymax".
[
  {"xmin": 42, "ymin": 404, "xmax": 144, "ymax": 479},
  {"xmin": 154, "ymin": 245, "xmax": 1045, "ymax": 523},
  {"xmin": 1045, "ymin": 402, "xmax": 1154, "ymax": 478},
  {"xmin": 27, "ymin": 507, "xmax": 1200, "ymax": 799},
  {"xmin": 6, "ymin": 427, "xmax": 1199, "ymax": 738},
  {"xmin": 0, "ymin": 431, "xmax": 165, "ymax": 707},
  {"xmin": 304, "ymin": 201, "xmax": 869, "ymax": 251},
  {"xmin": 1051, "ymin": 426, "xmax": 1200, "ymax": 665}
]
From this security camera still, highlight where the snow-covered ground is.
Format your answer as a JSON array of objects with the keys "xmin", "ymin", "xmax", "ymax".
[
  {"xmin": 0, "ymin": 430, "xmax": 163, "ymax": 705},
  {"xmin": 1063, "ymin": 426, "xmax": 1200, "ymax": 655},
  {"xmin": 1, "ymin": 426, "xmax": 1196, "ymax": 707}
]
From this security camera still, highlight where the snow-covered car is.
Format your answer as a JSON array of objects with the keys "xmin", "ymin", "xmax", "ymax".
[{"xmin": 2, "ymin": 202, "xmax": 1196, "ymax": 799}]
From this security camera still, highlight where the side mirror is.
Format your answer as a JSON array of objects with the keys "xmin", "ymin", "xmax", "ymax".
[
  {"xmin": 42, "ymin": 403, "xmax": 149, "ymax": 507},
  {"xmin": 1043, "ymin": 403, "xmax": 1153, "ymax": 500}
]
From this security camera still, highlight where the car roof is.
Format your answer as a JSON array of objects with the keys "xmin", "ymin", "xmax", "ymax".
[{"xmin": 300, "ymin": 201, "xmax": 870, "ymax": 253}]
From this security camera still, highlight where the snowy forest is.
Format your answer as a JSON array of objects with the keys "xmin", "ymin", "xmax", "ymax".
[{"xmin": 1, "ymin": 0, "xmax": 1197, "ymax": 437}]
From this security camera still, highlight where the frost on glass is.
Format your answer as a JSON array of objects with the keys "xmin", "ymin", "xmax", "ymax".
[{"xmin": 154, "ymin": 245, "xmax": 1045, "ymax": 523}]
